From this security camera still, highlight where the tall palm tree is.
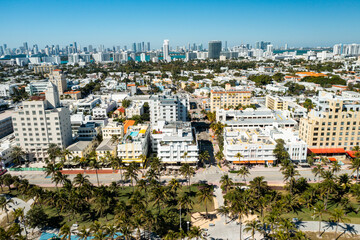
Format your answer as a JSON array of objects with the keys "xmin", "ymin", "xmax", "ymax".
[
  {"xmin": 220, "ymin": 174, "xmax": 233, "ymax": 193},
  {"xmin": 349, "ymin": 158, "xmax": 360, "ymax": 182},
  {"xmin": 111, "ymin": 156, "xmax": 123, "ymax": 186},
  {"xmin": 169, "ymin": 178, "xmax": 181, "ymax": 194},
  {"xmin": 180, "ymin": 163, "xmax": 195, "ymax": 187},
  {"xmin": 249, "ymin": 176, "xmax": 269, "ymax": 199},
  {"xmin": 73, "ymin": 173, "xmax": 90, "ymax": 187},
  {"xmin": 237, "ymin": 166, "xmax": 250, "ymax": 185},
  {"xmin": 331, "ymin": 161, "xmax": 341, "ymax": 174},
  {"xmin": 89, "ymin": 158, "xmax": 101, "ymax": 186},
  {"xmin": 321, "ymin": 170, "xmax": 336, "ymax": 210},
  {"xmin": 47, "ymin": 143, "xmax": 61, "ymax": 164},
  {"xmin": 330, "ymin": 208, "xmax": 349, "ymax": 240},
  {"xmin": 312, "ymin": 164, "xmax": 324, "ymax": 182},
  {"xmin": 13, "ymin": 207, "xmax": 27, "ymax": 238},
  {"xmin": 281, "ymin": 164, "xmax": 300, "ymax": 194},
  {"xmin": 0, "ymin": 196, "xmax": 13, "ymax": 223},
  {"xmin": 197, "ymin": 184, "xmax": 214, "ymax": 218},
  {"xmin": 312, "ymin": 202, "xmax": 326, "ymax": 237},
  {"xmin": 11, "ymin": 146, "xmax": 25, "ymax": 166},
  {"xmin": 216, "ymin": 205, "xmax": 230, "ymax": 224},
  {"xmin": 138, "ymin": 154, "xmax": 147, "ymax": 169},
  {"xmin": 124, "ymin": 162, "xmax": 140, "ymax": 191},
  {"xmin": 104, "ymin": 224, "xmax": 118, "ymax": 240},
  {"xmin": 164, "ymin": 230, "xmax": 178, "ymax": 240},
  {"xmin": 244, "ymin": 219, "xmax": 261, "ymax": 240},
  {"xmin": 215, "ymin": 151, "xmax": 224, "ymax": 164}
]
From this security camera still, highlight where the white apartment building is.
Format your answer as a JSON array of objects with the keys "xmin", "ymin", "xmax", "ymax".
[
  {"xmin": 92, "ymin": 100, "xmax": 116, "ymax": 119},
  {"xmin": 216, "ymin": 108, "xmax": 297, "ymax": 128},
  {"xmin": 0, "ymin": 137, "xmax": 16, "ymax": 167},
  {"xmin": 0, "ymin": 84, "xmax": 17, "ymax": 97},
  {"xmin": 25, "ymin": 81, "xmax": 49, "ymax": 95},
  {"xmin": 117, "ymin": 124, "xmax": 150, "ymax": 166},
  {"xmin": 102, "ymin": 120, "xmax": 123, "ymax": 139},
  {"xmin": 126, "ymin": 101, "xmax": 144, "ymax": 118},
  {"xmin": 150, "ymin": 94, "xmax": 188, "ymax": 128},
  {"xmin": 12, "ymin": 82, "xmax": 73, "ymax": 161},
  {"xmin": 223, "ymin": 126, "xmax": 307, "ymax": 165},
  {"xmin": 75, "ymin": 96, "xmax": 101, "ymax": 114},
  {"xmin": 151, "ymin": 121, "xmax": 199, "ymax": 166}
]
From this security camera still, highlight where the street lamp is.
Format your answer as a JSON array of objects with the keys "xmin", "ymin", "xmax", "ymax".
[{"xmin": 187, "ymin": 221, "xmax": 190, "ymax": 232}]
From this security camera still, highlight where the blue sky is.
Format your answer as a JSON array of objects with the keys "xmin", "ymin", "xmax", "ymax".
[{"xmin": 1, "ymin": 0, "xmax": 359, "ymax": 49}]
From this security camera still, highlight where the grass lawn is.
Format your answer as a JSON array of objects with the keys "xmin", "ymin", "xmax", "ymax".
[{"xmin": 0, "ymin": 188, "xmax": 32, "ymax": 202}]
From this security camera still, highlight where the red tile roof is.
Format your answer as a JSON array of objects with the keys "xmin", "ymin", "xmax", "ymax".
[{"xmin": 308, "ymin": 148, "xmax": 345, "ymax": 154}]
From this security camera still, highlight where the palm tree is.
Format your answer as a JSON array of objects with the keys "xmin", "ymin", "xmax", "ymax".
[
  {"xmin": 312, "ymin": 164, "xmax": 324, "ymax": 182},
  {"xmin": 89, "ymin": 158, "xmax": 101, "ymax": 186},
  {"xmin": 111, "ymin": 135, "xmax": 120, "ymax": 144},
  {"xmin": 164, "ymin": 230, "xmax": 178, "ymax": 240},
  {"xmin": 11, "ymin": 146, "xmax": 26, "ymax": 166},
  {"xmin": 235, "ymin": 152, "xmax": 243, "ymax": 165},
  {"xmin": 0, "ymin": 196, "xmax": 13, "ymax": 223},
  {"xmin": 244, "ymin": 219, "xmax": 261, "ymax": 240},
  {"xmin": 220, "ymin": 174, "xmax": 233, "ymax": 193},
  {"xmin": 138, "ymin": 154, "xmax": 147, "ymax": 169},
  {"xmin": 61, "ymin": 148, "xmax": 72, "ymax": 163},
  {"xmin": 124, "ymin": 162, "xmax": 140, "ymax": 191},
  {"xmin": 249, "ymin": 176, "xmax": 269, "ymax": 199},
  {"xmin": 47, "ymin": 143, "xmax": 61, "ymax": 164},
  {"xmin": 199, "ymin": 150, "xmax": 210, "ymax": 167},
  {"xmin": 330, "ymin": 208, "xmax": 349, "ymax": 240},
  {"xmin": 312, "ymin": 202, "xmax": 326, "ymax": 237},
  {"xmin": 180, "ymin": 163, "xmax": 195, "ymax": 187},
  {"xmin": 104, "ymin": 224, "xmax": 118, "ymax": 240},
  {"xmin": 110, "ymin": 156, "xmax": 123, "ymax": 186},
  {"xmin": 281, "ymin": 164, "xmax": 300, "ymax": 194},
  {"xmin": 73, "ymin": 173, "xmax": 90, "ymax": 187},
  {"xmin": 349, "ymin": 158, "xmax": 360, "ymax": 182},
  {"xmin": 188, "ymin": 226, "xmax": 204, "ymax": 240},
  {"xmin": 216, "ymin": 205, "xmax": 230, "ymax": 224},
  {"xmin": 237, "ymin": 166, "xmax": 250, "ymax": 185},
  {"xmin": 182, "ymin": 151, "xmax": 188, "ymax": 163},
  {"xmin": 215, "ymin": 151, "xmax": 224, "ymax": 164},
  {"xmin": 331, "ymin": 161, "xmax": 341, "ymax": 174},
  {"xmin": 77, "ymin": 226, "xmax": 91, "ymax": 240},
  {"xmin": 13, "ymin": 207, "xmax": 27, "ymax": 238},
  {"xmin": 59, "ymin": 224, "xmax": 72, "ymax": 240},
  {"xmin": 169, "ymin": 178, "xmax": 181, "ymax": 194},
  {"xmin": 197, "ymin": 184, "xmax": 214, "ymax": 218},
  {"xmin": 321, "ymin": 170, "xmax": 336, "ymax": 210}
]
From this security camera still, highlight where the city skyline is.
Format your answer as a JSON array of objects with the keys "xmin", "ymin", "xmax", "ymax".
[{"xmin": 1, "ymin": 0, "xmax": 360, "ymax": 48}]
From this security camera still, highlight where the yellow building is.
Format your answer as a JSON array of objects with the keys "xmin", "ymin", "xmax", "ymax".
[
  {"xmin": 210, "ymin": 87, "xmax": 251, "ymax": 112},
  {"xmin": 33, "ymin": 65, "xmax": 56, "ymax": 74},
  {"xmin": 299, "ymin": 97, "xmax": 360, "ymax": 150},
  {"xmin": 266, "ymin": 95, "xmax": 288, "ymax": 110}
]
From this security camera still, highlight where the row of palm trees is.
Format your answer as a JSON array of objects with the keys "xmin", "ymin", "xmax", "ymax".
[
  {"xmin": 0, "ymin": 157, "xmax": 212, "ymax": 239},
  {"xmin": 217, "ymin": 157, "xmax": 360, "ymax": 240}
]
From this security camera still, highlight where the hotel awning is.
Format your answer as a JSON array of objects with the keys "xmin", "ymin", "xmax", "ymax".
[{"xmin": 308, "ymin": 148, "xmax": 345, "ymax": 154}]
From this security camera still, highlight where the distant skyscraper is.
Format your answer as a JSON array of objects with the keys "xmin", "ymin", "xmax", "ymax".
[
  {"xmin": 23, "ymin": 42, "xmax": 28, "ymax": 51},
  {"xmin": 208, "ymin": 40, "xmax": 222, "ymax": 59},
  {"xmin": 284, "ymin": 43, "xmax": 288, "ymax": 50},
  {"xmin": 163, "ymin": 39, "xmax": 170, "ymax": 62},
  {"xmin": 88, "ymin": 45, "xmax": 93, "ymax": 52},
  {"xmin": 147, "ymin": 42, "xmax": 150, "ymax": 51},
  {"xmin": 224, "ymin": 41, "xmax": 228, "ymax": 51},
  {"xmin": 73, "ymin": 42, "xmax": 78, "ymax": 53},
  {"xmin": 255, "ymin": 41, "xmax": 260, "ymax": 49},
  {"xmin": 0, "ymin": 46, "xmax": 3, "ymax": 55},
  {"xmin": 132, "ymin": 43, "xmax": 136, "ymax": 52},
  {"xmin": 141, "ymin": 42, "xmax": 145, "ymax": 52}
]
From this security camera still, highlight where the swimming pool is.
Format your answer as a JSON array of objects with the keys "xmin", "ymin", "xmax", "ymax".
[{"xmin": 130, "ymin": 131, "xmax": 139, "ymax": 137}]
